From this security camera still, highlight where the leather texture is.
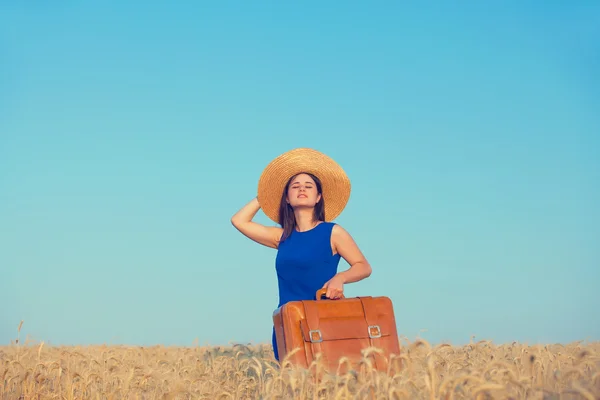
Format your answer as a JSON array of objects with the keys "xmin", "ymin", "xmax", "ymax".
[{"xmin": 272, "ymin": 289, "xmax": 401, "ymax": 373}]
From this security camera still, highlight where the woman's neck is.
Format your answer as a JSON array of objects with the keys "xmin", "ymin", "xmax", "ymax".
[{"xmin": 294, "ymin": 208, "xmax": 319, "ymax": 232}]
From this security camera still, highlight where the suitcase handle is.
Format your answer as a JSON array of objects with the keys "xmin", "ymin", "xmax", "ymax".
[{"xmin": 316, "ymin": 288, "xmax": 345, "ymax": 300}]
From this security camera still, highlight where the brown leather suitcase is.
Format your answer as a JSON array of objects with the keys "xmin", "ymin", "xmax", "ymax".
[{"xmin": 272, "ymin": 289, "xmax": 401, "ymax": 374}]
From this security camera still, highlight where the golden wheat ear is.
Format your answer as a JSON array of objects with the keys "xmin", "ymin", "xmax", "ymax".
[{"xmin": 16, "ymin": 320, "xmax": 23, "ymax": 345}]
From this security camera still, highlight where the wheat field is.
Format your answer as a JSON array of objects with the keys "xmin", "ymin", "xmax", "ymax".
[{"xmin": 2, "ymin": 326, "xmax": 599, "ymax": 400}]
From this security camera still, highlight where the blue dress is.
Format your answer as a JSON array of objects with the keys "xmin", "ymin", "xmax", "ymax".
[{"xmin": 272, "ymin": 221, "xmax": 341, "ymax": 361}]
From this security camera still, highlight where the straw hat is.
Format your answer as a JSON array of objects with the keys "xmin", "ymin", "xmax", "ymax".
[{"xmin": 257, "ymin": 148, "xmax": 351, "ymax": 224}]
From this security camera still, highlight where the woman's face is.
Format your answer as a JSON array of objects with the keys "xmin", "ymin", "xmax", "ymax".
[{"xmin": 286, "ymin": 173, "xmax": 321, "ymax": 208}]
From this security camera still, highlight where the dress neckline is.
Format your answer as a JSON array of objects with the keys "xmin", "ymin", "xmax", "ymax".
[{"xmin": 294, "ymin": 221, "xmax": 325, "ymax": 233}]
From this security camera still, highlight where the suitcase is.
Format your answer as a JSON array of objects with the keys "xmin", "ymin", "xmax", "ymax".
[{"xmin": 272, "ymin": 288, "xmax": 401, "ymax": 374}]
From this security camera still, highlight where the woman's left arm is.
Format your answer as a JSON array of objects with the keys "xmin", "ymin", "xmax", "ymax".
[
  {"xmin": 323, "ymin": 225, "xmax": 372, "ymax": 298},
  {"xmin": 332, "ymin": 224, "xmax": 372, "ymax": 283}
]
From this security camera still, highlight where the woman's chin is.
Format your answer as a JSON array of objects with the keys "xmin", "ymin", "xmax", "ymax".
[{"xmin": 292, "ymin": 201, "xmax": 315, "ymax": 209}]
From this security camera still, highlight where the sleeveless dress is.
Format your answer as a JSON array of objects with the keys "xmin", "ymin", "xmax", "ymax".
[{"xmin": 272, "ymin": 221, "xmax": 341, "ymax": 361}]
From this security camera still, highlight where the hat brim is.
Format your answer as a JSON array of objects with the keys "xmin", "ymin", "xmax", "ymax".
[{"xmin": 257, "ymin": 148, "xmax": 351, "ymax": 224}]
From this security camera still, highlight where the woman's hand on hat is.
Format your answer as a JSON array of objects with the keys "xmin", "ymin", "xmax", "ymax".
[{"xmin": 322, "ymin": 274, "xmax": 344, "ymax": 299}]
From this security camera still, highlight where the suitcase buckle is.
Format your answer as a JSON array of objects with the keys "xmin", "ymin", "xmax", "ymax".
[
  {"xmin": 308, "ymin": 329, "xmax": 323, "ymax": 343},
  {"xmin": 368, "ymin": 325, "xmax": 382, "ymax": 339}
]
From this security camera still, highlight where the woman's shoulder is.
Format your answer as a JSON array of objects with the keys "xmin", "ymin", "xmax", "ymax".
[
  {"xmin": 325, "ymin": 221, "xmax": 340, "ymax": 229},
  {"xmin": 329, "ymin": 222, "xmax": 352, "ymax": 238},
  {"xmin": 318, "ymin": 221, "xmax": 337, "ymax": 231}
]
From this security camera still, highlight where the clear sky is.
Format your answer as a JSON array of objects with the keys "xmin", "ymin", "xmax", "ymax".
[{"xmin": 1, "ymin": 1, "xmax": 599, "ymax": 348}]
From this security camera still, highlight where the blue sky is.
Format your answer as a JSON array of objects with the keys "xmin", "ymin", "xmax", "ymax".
[{"xmin": 1, "ymin": 1, "xmax": 599, "ymax": 348}]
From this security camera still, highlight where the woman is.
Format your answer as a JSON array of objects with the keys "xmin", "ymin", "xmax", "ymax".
[{"xmin": 230, "ymin": 148, "xmax": 372, "ymax": 362}]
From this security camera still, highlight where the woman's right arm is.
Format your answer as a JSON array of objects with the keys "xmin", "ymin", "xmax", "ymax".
[{"xmin": 231, "ymin": 197, "xmax": 283, "ymax": 249}]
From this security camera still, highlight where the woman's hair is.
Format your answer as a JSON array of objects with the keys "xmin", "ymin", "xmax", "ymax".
[{"xmin": 278, "ymin": 172, "xmax": 325, "ymax": 242}]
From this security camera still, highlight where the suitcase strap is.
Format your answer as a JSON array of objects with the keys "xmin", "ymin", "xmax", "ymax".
[
  {"xmin": 358, "ymin": 296, "xmax": 381, "ymax": 370},
  {"xmin": 301, "ymin": 300, "xmax": 323, "ymax": 364}
]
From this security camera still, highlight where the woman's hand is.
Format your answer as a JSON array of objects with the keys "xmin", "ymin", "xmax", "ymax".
[{"xmin": 322, "ymin": 274, "xmax": 345, "ymax": 299}]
